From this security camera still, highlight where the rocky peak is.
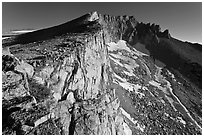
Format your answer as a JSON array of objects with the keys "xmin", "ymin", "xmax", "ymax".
[
  {"xmin": 2, "ymin": 11, "xmax": 202, "ymax": 135},
  {"xmin": 2, "ymin": 11, "xmax": 170, "ymax": 47},
  {"xmin": 88, "ymin": 11, "xmax": 99, "ymax": 21}
]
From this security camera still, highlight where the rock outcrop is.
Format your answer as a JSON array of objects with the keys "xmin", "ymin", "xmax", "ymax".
[
  {"xmin": 2, "ymin": 11, "xmax": 202, "ymax": 135},
  {"xmin": 2, "ymin": 13, "xmax": 132, "ymax": 134}
]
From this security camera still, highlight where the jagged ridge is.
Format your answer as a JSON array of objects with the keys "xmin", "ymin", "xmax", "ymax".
[{"xmin": 2, "ymin": 11, "xmax": 202, "ymax": 135}]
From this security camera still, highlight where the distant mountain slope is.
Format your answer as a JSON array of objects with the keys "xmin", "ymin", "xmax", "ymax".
[{"xmin": 2, "ymin": 12, "xmax": 100, "ymax": 46}]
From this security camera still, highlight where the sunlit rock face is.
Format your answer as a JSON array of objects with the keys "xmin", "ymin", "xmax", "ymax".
[
  {"xmin": 2, "ymin": 11, "xmax": 202, "ymax": 135},
  {"xmin": 2, "ymin": 31, "xmax": 130, "ymax": 135}
]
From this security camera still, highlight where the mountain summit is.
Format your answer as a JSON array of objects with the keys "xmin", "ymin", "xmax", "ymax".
[{"xmin": 2, "ymin": 11, "xmax": 202, "ymax": 135}]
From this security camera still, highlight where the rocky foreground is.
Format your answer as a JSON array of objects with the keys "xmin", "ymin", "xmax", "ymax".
[{"xmin": 2, "ymin": 12, "xmax": 202, "ymax": 135}]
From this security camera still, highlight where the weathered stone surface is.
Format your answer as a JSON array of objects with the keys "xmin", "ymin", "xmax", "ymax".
[
  {"xmin": 2, "ymin": 55, "xmax": 17, "ymax": 72},
  {"xmin": 15, "ymin": 61, "xmax": 34, "ymax": 78},
  {"xmin": 2, "ymin": 71, "xmax": 28, "ymax": 100},
  {"xmin": 66, "ymin": 92, "xmax": 75, "ymax": 104},
  {"xmin": 2, "ymin": 11, "xmax": 201, "ymax": 135}
]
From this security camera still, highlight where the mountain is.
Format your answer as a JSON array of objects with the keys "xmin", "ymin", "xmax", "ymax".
[
  {"xmin": 2, "ymin": 11, "xmax": 202, "ymax": 135},
  {"xmin": 2, "ymin": 29, "xmax": 36, "ymax": 39}
]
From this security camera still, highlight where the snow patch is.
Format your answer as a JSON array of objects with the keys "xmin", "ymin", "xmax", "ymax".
[
  {"xmin": 149, "ymin": 80, "xmax": 169, "ymax": 95},
  {"xmin": 107, "ymin": 40, "xmax": 132, "ymax": 53},
  {"xmin": 11, "ymin": 30, "xmax": 35, "ymax": 34},
  {"xmin": 109, "ymin": 55, "xmax": 124, "ymax": 67},
  {"xmin": 109, "ymin": 53, "xmax": 139, "ymax": 77},
  {"xmin": 120, "ymin": 108, "xmax": 137, "ymax": 124},
  {"xmin": 150, "ymin": 67, "xmax": 177, "ymax": 111},
  {"xmin": 132, "ymin": 48, "xmax": 149, "ymax": 56},
  {"xmin": 122, "ymin": 70, "xmax": 134, "ymax": 77},
  {"xmin": 107, "ymin": 40, "xmax": 148, "ymax": 58},
  {"xmin": 153, "ymin": 65, "xmax": 201, "ymax": 130},
  {"xmin": 149, "ymin": 80, "xmax": 161, "ymax": 88},
  {"xmin": 2, "ymin": 37, "xmax": 10, "ymax": 40},
  {"xmin": 136, "ymin": 124, "xmax": 145, "ymax": 132},
  {"xmin": 119, "ymin": 82, "xmax": 141, "ymax": 93},
  {"xmin": 120, "ymin": 108, "xmax": 145, "ymax": 132},
  {"xmin": 113, "ymin": 73, "xmax": 144, "ymax": 97},
  {"xmin": 113, "ymin": 73, "xmax": 126, "ymax": 82},
  {"xmin": 176, "ymin": 117, "xmax": 186, "ymax": 125},
  {"xmin": 165, "ymin": 95, "xmax": 177, "ymax": 111}
]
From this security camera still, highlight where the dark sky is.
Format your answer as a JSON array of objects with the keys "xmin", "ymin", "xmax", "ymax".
[{"xmin": 2, "ymin": 2, "xmax": 202, "ymax": 43}]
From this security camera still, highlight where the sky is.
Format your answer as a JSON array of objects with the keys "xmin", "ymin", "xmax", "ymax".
[{"xmin": 2, "ymin": 2, "xmax": 202, "ymax": 43}]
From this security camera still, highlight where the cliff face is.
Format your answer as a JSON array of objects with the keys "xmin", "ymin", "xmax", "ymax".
[
  {"xmin": 2, "ymin": 11, "xmax": 202, "ymax": 135},
  {"xmin": 2, "ymin": 22, "xmax": 132, "ymax": 135}
]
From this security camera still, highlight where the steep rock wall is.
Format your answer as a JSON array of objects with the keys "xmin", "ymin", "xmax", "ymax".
[
  {"xmin": 34, "ymin": 31, "xmax": 132, "ymax": 135},
  {"xmin": 2, "ymin": 29, "xmax": 132, "ymax": 134},
  {"xmin": 2, "ymin": 11, "xmax": 201, "ymax": 135}
]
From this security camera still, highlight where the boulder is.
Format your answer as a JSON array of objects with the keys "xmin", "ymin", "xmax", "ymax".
[{"xmin": 15, "ymin": 61, "xmax": 34, "ymax": 78}]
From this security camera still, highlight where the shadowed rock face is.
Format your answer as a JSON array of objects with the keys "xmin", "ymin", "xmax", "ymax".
[{"xmin": 2, "ymin": 11, "xmax": 202, "ymax": 135}]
